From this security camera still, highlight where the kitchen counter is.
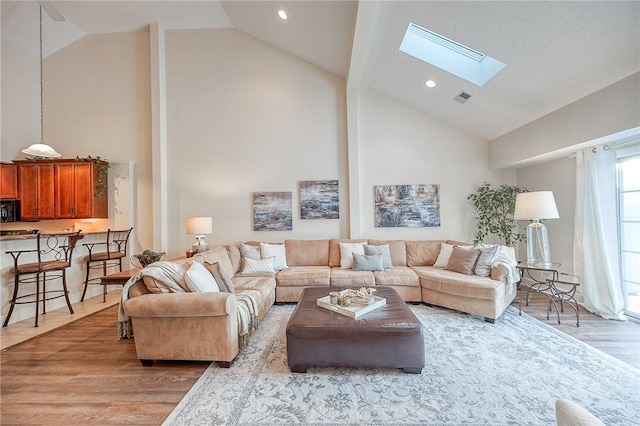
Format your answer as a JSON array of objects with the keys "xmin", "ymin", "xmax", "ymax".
[{"xmin": 0, "ymin": 229, "xmax": 107, "ymax": 241}]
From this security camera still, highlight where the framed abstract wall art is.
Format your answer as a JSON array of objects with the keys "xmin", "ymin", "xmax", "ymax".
[
  {"xmin": 374, "ymin": 184, "xmax": 440, "ymax": 227},
  {"xmin": 253, "ymin": 192, "xmax": 293, "ymax": 231},
  {"xmin": 299, "ymin": 180, "xmax": 339, "ymax": 220}
]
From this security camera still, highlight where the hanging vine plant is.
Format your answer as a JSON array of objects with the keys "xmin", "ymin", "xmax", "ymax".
[
  {"xmin": 75, "ymin": 155, "xmax": 109, "ymax": 197},
  {"xmin": 467, "ymin": 182, "xmax": 528, "ymax": 246}
]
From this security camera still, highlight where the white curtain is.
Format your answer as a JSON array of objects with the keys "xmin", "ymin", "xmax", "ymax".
[{"xmin": 574, "ymin": 146, "xmax": 626, "ymax": 320}]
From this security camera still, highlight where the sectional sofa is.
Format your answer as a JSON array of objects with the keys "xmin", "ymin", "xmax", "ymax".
[{"xmin": 121, "ymin": 239, "xmax": 519, "ymax": 366}]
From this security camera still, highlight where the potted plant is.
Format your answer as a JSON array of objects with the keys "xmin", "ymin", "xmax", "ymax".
[{"xmin": 467, "ymin": 182, "xmax": 527, "ymax": 246}]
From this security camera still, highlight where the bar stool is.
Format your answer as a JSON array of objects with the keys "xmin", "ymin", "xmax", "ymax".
[
  {"xmin": 3, "ymin": 230, "xmax": 84, "ymax": 327},
  {"xmin": 81, "ymin": 228, "xmax": 133, "ymax": 302}
]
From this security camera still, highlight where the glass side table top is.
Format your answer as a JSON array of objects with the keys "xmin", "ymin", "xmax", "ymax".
[{"xmin": 517, "ymin": 262, "xmax": 561, "ymax": 272}]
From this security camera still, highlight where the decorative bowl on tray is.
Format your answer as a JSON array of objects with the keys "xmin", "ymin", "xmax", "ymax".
[{"xmin": 131, "ymin": 250, "xmax": 166, "ymax": 267}]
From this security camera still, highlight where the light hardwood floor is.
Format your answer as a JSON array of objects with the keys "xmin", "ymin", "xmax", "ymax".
[
  {"xmin": 0, "ymin": 290, "xmax": 122, "ymax": 350},
  {"xmin": 1, "ymin": 288, "xmax": 638, "ymax": 425}
]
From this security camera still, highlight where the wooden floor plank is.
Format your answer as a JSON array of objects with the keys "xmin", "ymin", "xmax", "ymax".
[{"xmin": 1, "ymin": 290, "xmax": 638, "ymax": 425}]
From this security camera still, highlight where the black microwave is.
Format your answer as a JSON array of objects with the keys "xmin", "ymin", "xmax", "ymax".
[{"xmin": 1, "ymin": 200, "xmax": 19, "ymax": 222}]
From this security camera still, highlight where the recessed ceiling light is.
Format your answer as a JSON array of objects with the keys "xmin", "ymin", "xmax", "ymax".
[
  {"xmin": 277, "ymin": 10, "xmax": 288, "ymax": 20},
  {"xmin": 425, "ymin": 80, "xmax": 436, "ymax": 88}
]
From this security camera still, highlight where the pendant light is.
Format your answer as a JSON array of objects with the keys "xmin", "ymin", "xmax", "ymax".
[{"xmin": 22, "ymin": 5, "xmax": 61, "ymax": 160}]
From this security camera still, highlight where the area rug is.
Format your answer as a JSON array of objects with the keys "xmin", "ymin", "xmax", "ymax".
[{"xmin": 163, "ymin": 305, "xmax": 640, "ymax": 426}]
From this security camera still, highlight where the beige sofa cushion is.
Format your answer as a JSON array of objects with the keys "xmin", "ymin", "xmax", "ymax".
[
  {"xmin": 368, "ymin": 239, "xmax": 407, "ymax": 266},
  {"xmin": 415, "ymin": 266, "xmax": 504, "ymax": 301},
  {"xmin": 446, "ymin": 239, "xmax": 470, "ymax": 246},
  {"xmin": 225, "ymin": 243, "xmax": 243, "ymax": 274},
  {"xmin": 194, "ymin": 246, "xmax": 235, "ymax": 278},
  {"xmin": 276, "ymin": 266, "xmax": 331, "ymax": 287},
  {"xmin": 330, "ymin": 267, "xmax": 375, "ymax": 286},
  {"xmin": 329, "ymin": 239, "xmax": 367, "ymax": 267},
  {"xmin": 406, "ymin": 240, "xmax": 445, "ymax": 266},
  {"xmin": 234, "ymin": 275, "xmax": 274, "ymax": 301},
  {"xmin": 373, "ymin": 266, "xmax": 419, "ymax": 286},
  {"xmin": 285, "ymin": 239, "xmax": 330, "ymax": 266}
]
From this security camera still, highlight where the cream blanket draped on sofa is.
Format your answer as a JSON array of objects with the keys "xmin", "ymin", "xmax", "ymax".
[{"xmin": 117, "ymin": 260, "xmax": 258, "ymax": 348}]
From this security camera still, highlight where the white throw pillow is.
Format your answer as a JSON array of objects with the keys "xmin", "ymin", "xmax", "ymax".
[
  {"xmin": 184, "ymin": 261, "xmax": 220, "ymax": 292},
  {"xmin": 433, "ymin": 243, "xmax": 455, "ymax": 268},
  {"xmin": 473, "ymin": 245, "xmax": 500, "ymax": 277},
  {"xmin": 241, "ymin": 256, "xmax": 276, "ymax": 274},
  {"xmin": 339, "ymin": 242, "xmax": 366, "ymax": 269},
  {"xmin": 259, "ymin": 243, "xmax": 288, "ymax": 270}
]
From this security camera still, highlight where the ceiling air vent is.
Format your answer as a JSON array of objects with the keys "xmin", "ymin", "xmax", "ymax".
[{"xmin": 453, "ymin": 91, "xmax": 472, "ymax": 104}]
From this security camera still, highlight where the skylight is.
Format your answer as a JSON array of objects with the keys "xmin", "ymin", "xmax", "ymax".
[{"xmin": 400, "ymin": 23, "xmax": 506, "ymax": 87}]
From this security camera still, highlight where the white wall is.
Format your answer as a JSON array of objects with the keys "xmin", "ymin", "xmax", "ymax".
[
  {"xmin": 356, "ymin": 88, "xmax": 515, "ymax": 242},
  {"xmin": 1, "ymin": 3, "xmax": 40, "ymax": 162},
  {"xmin": 165, "ymin": 29, "xmax": 348, "ymax": 254},
  {"xmin": 43, "ymin": 31, "xmax": 153, "ymax": 252},
  {"xmin": 491, "ymin": 73, "xmax": 640, "ymax": 168},
  {"xmin": 516, "ymin": 157, "xmax": 576, "ymax": 273}
]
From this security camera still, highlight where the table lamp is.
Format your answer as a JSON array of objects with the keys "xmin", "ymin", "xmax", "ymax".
[
  {"xmin": 514, "ymin": 191, "xmax": 559, "ymax": 266},
  {"xmin": 186, "ymin": 217, "xmax": 212, "ymax": 253}
]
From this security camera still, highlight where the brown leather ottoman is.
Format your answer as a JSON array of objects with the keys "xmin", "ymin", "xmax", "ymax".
[{"xmin": 286, "ymin": 286, "xmax": 425, "ymax": 374}]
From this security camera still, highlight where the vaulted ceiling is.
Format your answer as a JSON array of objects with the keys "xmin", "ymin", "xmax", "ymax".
[{"xmin": 3, "ymin": 1, "xmax": 639, "ymax": 141}]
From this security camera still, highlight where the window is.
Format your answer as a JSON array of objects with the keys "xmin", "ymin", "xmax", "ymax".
[
  {"xmin": 617, "ymin": 143, "xmax": 640, "ymax": 319},
  {"xmin": 399, "ymin": 23, "xmax": 506, "ymax": 87}
]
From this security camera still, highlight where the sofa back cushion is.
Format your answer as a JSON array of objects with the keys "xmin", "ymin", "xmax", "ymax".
[
  {"xmin": 225, "ymin": 243, "xmax": 243, "ymax": 274},
  {"xmin": 329, "ymin": 239, "xmax": 367, "ymax": 267},
  {"xmin": 406, "ymin": 240, "xmax": 446, "ymax": 266},
  {"xmin": 285, "ymin": 239, "xmax": 330, "ymax": 266},
  {"xmin": 446, "ymin": 239, "xmax": 470, "ymax": 246},
  {"xmin": 368, "ymin": 239, "xmax": 407, "ymax": 266},
  {"xmin": 193, "ymin": 246, "xmax": 235, "ymax": 278}
]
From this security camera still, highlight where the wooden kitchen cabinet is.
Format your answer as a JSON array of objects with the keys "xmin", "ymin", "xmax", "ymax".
[
  {"xmin": 55, "ymin": 161, "xmax": 107, "ymax": 218},
  {"xmin": 17, "ymin": 162, "xmax": 56, "ymax": 220},
  {"xmin": 15, "ymin": 159, "xmax": 108, "ymax": 221},
  {"xmin": 0, "ymin": 163, "xmax": 18, "ymax": 199}
]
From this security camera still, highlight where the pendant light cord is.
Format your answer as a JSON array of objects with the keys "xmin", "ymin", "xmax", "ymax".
[{"xmin": 39, "ymin": 5, "xmax": 44, "ymax": 144}]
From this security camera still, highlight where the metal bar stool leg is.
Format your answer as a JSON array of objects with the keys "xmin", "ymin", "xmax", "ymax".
[
  {"xmin": 35, "ymin": 273, "xmax": 40, "ymax": 327},
  {"xmin": 2, "ymin": 274, "xmax": 20, "ymax": 327},
  {"xmin": 62, "ymin": 269, "xmax": 74, "ymax": 314},
  {"xmin": 81, "ymin": 262, "xmax": 90, "ymax": 302},
  {"xmin": 102, "ymin": 260, "xmax": 108, "ymax": 302},
  {"xmin": 42, "ymin": 272, "xmax": 47, "ymax": 315}
]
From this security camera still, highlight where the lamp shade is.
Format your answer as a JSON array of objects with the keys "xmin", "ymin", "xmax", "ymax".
[
  {"xmin": 514, "ymin": 191, "xmax": 559, "ymax": 220},
  {"xmin": 186, "ymin": 217, "xmax": 212, "ymax": 235},
  {"xmin": 22, "ymin": 143, "xmax": 61, "ymax": 158}
]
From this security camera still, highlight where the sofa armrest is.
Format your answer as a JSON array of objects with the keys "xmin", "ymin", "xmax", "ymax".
[
  {"xmin": 490, "ymin": 263, "xmax": 509, "ymax": 283},
  {"xmin": 124, "ymin": 292, "xmax": 236, "ymax": 318}
]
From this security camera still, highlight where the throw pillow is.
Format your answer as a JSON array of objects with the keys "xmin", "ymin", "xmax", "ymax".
[
  {"xmin": 204, "ymin": 261, "xmax": 235, "ymax": 293},
  {"xmin": 474, "ymin": 245, "xmax": 500, "ymax": 277},
  {"xmin": 259, "ymin": 242, "xmax": 288, "ymax": 270},
  {"xmin": 352, "ymin": 252, "xmax": 384, "ymax": 271},
  {"xmin": 433, "ymin": 243, "xmax": 455, "ymax": 268},
  {"xmin": 339, "ymin": 242, "xmax": 366, "ymax": 269},
  {"xmin": 363, "ymin": 244, "xmax": 393, "ymax": 269},
  {"xmin": 184, "ymin": 261, "xmax": 220, "ymax": 292},
  {"xmin": 240, "ymin": 243, "xmax": 261, "ymax": 260},
  {"xmin": 447, "ymin": 246, "xmax": 481, "ymax": 275},
  {"xmin": 241, "ymin": 256, "xmax": 276, "ymax": 274}
]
